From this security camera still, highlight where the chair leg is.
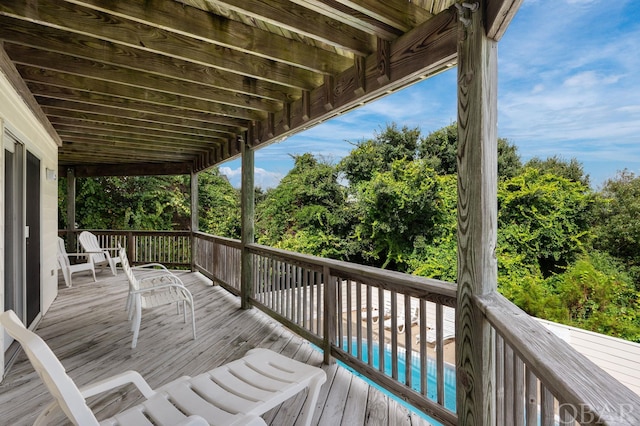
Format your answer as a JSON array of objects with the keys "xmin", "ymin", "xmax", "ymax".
[
  {"xmin": 127, "ymin": 295, "xmax": 135, "ymax": 321},
  {"xmin": 190, "ymin": 302, "xmax": 196, "ymax": 340},
  {"xmin": 131, "ymin": 300, "xmax": 142, "ymax": 349},
  {"xmin": 296, "ymin": 375, "xmax": 325, "ymax": 426}
]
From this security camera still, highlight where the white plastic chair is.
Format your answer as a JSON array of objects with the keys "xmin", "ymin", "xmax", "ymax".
[
  {"xmin": 57, "ymin": 237, "xmax": 96, "ymax": 288},
  {"xmin": 0, "ymin": 310, "xmax": 326, "ymax": 425},
  {"xmin": 120, "ymin": 246, "xmax": 196, "ymax": 349},
  {"xmin": 79, "ymin": 231, "xmax": 122, "ymax": 276}
]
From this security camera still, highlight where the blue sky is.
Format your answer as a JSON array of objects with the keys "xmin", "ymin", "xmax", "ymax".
[{"xmin": 220, "ymin": 0, "xmax": 640, "ymax": 190}]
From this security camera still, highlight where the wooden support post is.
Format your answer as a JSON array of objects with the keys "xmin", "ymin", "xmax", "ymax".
[
  {"xmin": 240, "ymin": 133, "xmax": 255, "ymax": 310},
  {"xmin": 456, "ymin": 0, "xmax": 498, "ymax": 425},
  {"xmin": 66, "ymin": 168, "xmax": 76, "ymax": 250},
  {"xmin": 322, "ymin": 265, "xmax": 336, "ymax": 365},
  {"xmin": 190, "ymin": 170, "xmax": 198, "ymax": 272}
]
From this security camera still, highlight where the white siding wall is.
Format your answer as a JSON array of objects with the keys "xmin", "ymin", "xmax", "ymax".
[
  {"xmin": 538, "ymin": 318, "xmax": 640, "ymax": 397},
  {"xmin": 1, "ymin": 67, "xmax": 59, "ymax": 376}
]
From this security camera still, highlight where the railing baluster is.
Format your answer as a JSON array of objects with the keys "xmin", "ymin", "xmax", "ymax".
[
  {"xmin": 525, "ymin": 366, "xmax": 537, "ymax": 426},
  {"xmin": 378, "ymin": 286, "xmax": 385, "ymax": 375},
  {"xmin": 496, "ymin": 333, "xmax": 505, "ymax": 425},
  {"xmin": 540, "ymin": 384, "xmax": 554, "ymax": 425},
  {"xmin": 419, "ymin": 298, "xmax": 427, "ymax": 396},
  {"xmin": 436, "ymin": 303, "xmax": 444, "ymax": 406},
  {"xmin": 390, "ymin": 291, "xmax": 398, "ymax": 381},
  {"xmin": 514, "ymin": 353, "xmax": 525, "ymax": 426},
  {"xmin": 365, "ymin": 284, "xmax": 373, "ymax": 368}
]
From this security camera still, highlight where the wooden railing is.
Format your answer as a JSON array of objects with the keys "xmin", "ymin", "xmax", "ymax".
[
  {"xmin": 476, "ymin": 292, "xmax": 640, "ymax": 425},
  {"xmin": 192, "ymin": 232, "xmax": 242, "ymax": 293},
  {"xmin": 61, "ymin": 230, "xmax": 191, "ymax": 268},
  {"xmin": 190, "ymin": 234, "xmax": 459, "ymax": 424},
  {"xmin": 61, "ymin": 230, "xmax": 640, "ymax": 424}
]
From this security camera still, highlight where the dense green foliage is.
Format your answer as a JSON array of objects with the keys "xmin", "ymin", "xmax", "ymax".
[
  {"xmin": 60, "ymin": 168, "xmax": 240, "ymax": 238},
  {"xmin": 64, "ymin": 123, "xmax": 640, "ymax": 342},
  {"xmin": 256, "ymin": 153, "xmax": 353, "ymax": 259}
]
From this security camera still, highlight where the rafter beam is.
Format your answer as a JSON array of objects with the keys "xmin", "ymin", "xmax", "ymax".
[
  {"xmin": 0, "ymin": 43, "xmax": 62, "ymax": 145},
  {"xmin": 67, "ymin": 162, "xmax": 194, "ymax": 177},
  {"xmin": 254, "ymin": 5, "xmax": 458, "ymax": 148},
  {"xmin": 0, "ymin": 0, "xmax": 321, "ymax": 89},
  {"xmin": 486, "ymin": 0, "xmax": 524, "ymax": 41},
  {"xmin": 210, "ymin": 0, "xmax": 374, "ymax": 55},
  {"xmin": 66, "ymin": 0, "xmax": 352, "ymax": 74},
  {"xmin": 6, "ymin": 44, "xmax": 281, "ymax": 114},
  {"xmin": 0, "ymin": 16, "xmax": 300, "ymax": 102}
]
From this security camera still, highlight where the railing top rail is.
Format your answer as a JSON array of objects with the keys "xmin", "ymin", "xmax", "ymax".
[
  {"xmin": 475, "ymin": 292, "xmax": 640, "ymax": 425},
  {"xmin": 68, "ymin": 229, "xmax": 192, "ymax": 236},
  {"xmin": 247, "ymin": 242, "xmax": 457, "ymax": 305},
  {"xmin": 193, "ymin": 231, "xmax": 243, "ymax": 248}
]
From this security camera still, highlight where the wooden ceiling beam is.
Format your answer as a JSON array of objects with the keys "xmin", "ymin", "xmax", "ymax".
[
  {"xmin": 0, "ymin": 43, "xmax": 62, "ymax": 146},
  {"xmin": 39, "ymin": 100, "xmax": 242, "ymax": 134},
  {"xmin": 254, "ymin": 6, "xmax": 458, "ymax": 147},
  {"xmin": 198, "ymin": 0, "xmax": 373, "ymax": 56},
  {"xmin": 51, "ymin": 121, "xmax": 225, "ymax": 145},
  {"xmin": 0, "ymin": 16, "xmax": 300, "ymax": 102},
  {"xmin": 19, "ymin": 67, "xmax": 267, "ymax": 121},
  {"xmin": 31, "ymin": 87, "xmax": 251, "ymax": 128},
  {"xmin": 44, "ymin": 110, "xmax": 229, "ymax": 139},
  {"xmin": 68, "ymin": 162, "xmax": 194, "ymax": 177},
  {"xmin": 486, "ymin": 0, "xmax": 524, "ymax": 41},
  {"xmin": 296, "ymin": 0, "xmax": 433, "ymax": 35},
  {"xmin": 289, "ymin": 0, "xmax": 402, "ymax": 39},
  {"xmin": 59, "ymin": 137, "xmax": 205, "ymax": 158},
  {"xmin": 0, "ymin": 0, "xmax": 321, "ymax": 89},
  {"xmin": 6, "ymin": 44, "xmax": 282, "ymax": 114},
  {"xmin": 67, "ymin": 0, "xmax": 352, "ymax": 74}
]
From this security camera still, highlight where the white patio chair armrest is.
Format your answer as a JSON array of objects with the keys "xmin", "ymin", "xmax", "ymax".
[
  {"xmin": 132, "ymin": 282, "xmax": 189, "ymax": 294},
  {"xmin": 133, "ymin": 263, "xmax": 173, "ymax": 272},
  {"xmin": 65, "ymin": 253, "xmax": 89, "ymax": 258},
  {"xmin": 176, "ymin": 415, "xmax": 210, "ymax": 426},
  {"xmin": 138, "ymin": 275, "xmax": 182, "ymax": 287},
  {"xmin": 85, "ymin": 248, "xmax": 110, "ymax": 254},
  {"xmin": 79, "ymin": 370, "xmax": 155, "ymax": 399}
]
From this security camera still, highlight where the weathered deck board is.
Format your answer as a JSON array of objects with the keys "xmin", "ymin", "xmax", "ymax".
[{"xmin": 0, "ymin": 271, "xmax": 435, "ymax": 425}]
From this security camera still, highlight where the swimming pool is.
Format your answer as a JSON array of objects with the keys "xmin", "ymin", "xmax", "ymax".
[{"xmin": 340, "ymin": 339, "xmax": 456, "ymax": 424}]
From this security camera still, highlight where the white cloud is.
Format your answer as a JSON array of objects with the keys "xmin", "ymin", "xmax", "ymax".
[{"xmin": 219, "ymin": 166, "xmax": 284, "ymax": 189}]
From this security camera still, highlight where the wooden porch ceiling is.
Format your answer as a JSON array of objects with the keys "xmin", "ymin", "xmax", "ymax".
[{"xmin": 0, "ymin": 0, "xmax": 521, "ymax": 177}]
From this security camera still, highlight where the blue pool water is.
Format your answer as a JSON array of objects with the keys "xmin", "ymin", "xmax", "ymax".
[{"xmin": 339, "ymin": 339, "xmax": 456, "ymax": 425}]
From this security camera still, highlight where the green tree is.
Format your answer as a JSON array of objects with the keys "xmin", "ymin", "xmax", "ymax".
[
  {"xmin": 408, "ymin": 174, "xmax": 458, "ymax": 281},
  {"xmin": 354, "ymin": 159, "xmax": 445, "ymax": 270},
  {"xmin": 593, "ymin": 170, "xmax": 640, "ymax": 285},
  {"xmin": 498, "ymin": 168, "xmax": 593, "ymax": 277},
  {"xmin": 198, "ymin": 168, "xmax": 241, "ymax": 238},
  {"xmin": 419, "ymin": 122, "xmax": 522, "ymax": 179},
  {"xmin": 547, "ymin": 252, "xmax": 640, "ymax": 342},
  {"xmin": 338, "ymin": 123, "xmax": 420, "ymax": 186},
  {"xmin": 256, "ymin": 154, "xmax": 351, "ymax": 258},
  {"xmin": 525, "ymin": 155, "xmax": 590, "ymax": 187}
]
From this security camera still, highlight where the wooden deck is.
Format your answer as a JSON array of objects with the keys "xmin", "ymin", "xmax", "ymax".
[{"xmin": 0, "ymin": 270, "xmax": 435, "ymax": 425}]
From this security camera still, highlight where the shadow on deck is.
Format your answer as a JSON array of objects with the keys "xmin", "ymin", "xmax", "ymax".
[{"xmin": 0, "ymin": 270, "xmax": 435, "ymax": 425}]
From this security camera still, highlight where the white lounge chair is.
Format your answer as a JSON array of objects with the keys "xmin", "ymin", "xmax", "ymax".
[
  {"xmin": 119, "ymin": 246, "xmax": 196, "ymax": 349},
  {"xmin": 384, "ymin": 304, "xmax": 419, "ymax": 334},
  {"xmin": 416, "ymin": 306, "xmax": 456, "ymax": 345},
  {"xmin": 0, "ymin": 310, "xmax": 326, "ymax": 426},
  {"xmin": 57, "ymin": 237, "xmax": 96, "ymax": 287},
  {"xmin": 361, "ymin": 298, "xmax": 392, "ymax": 323},
  {"xmin": 79, "ymin": 231, "xmax": 122, "ymax": 276}
]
